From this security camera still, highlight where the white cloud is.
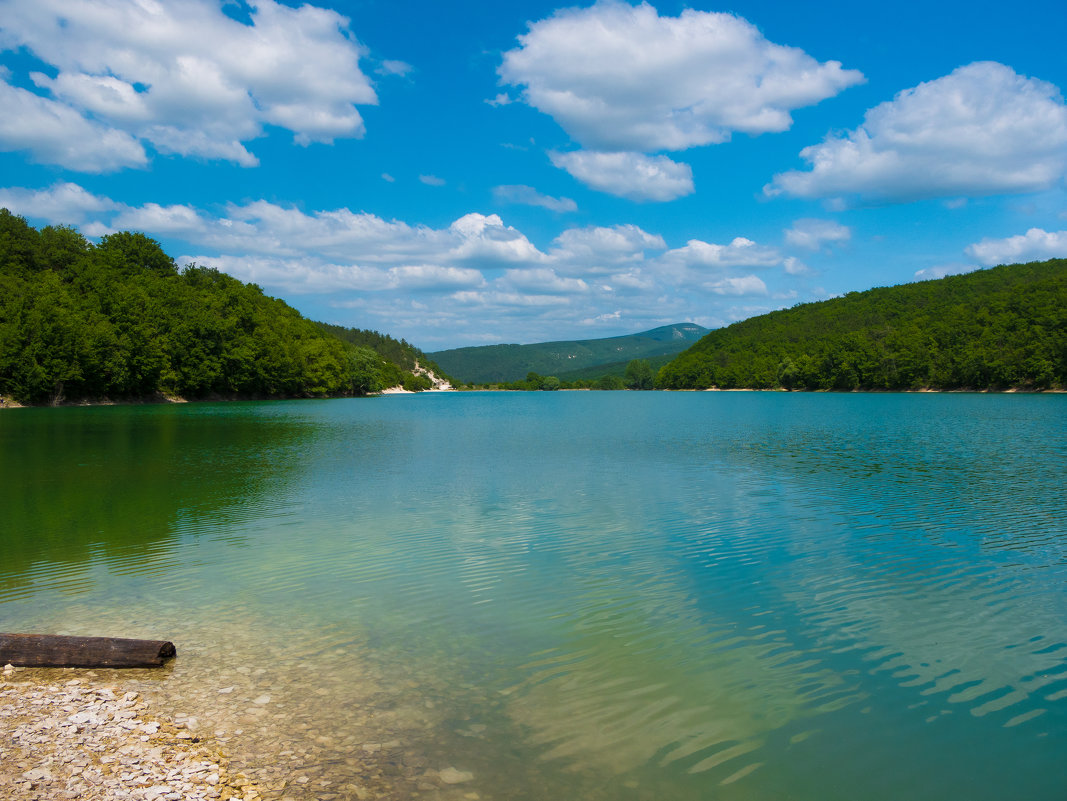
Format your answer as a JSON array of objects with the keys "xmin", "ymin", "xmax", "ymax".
[
  {"xmin": 501, "ymin": 267, "xmax": 589, "ymax": 294},
  {"xmin": 180, "ymin": 256, "xmax": 486, "ymax": 295},
  {"xmin": 550, "ymin": 150, "xmax": 694, "ymax": 202},
  {"xmin": 0, "ymin": 181, "xmax": 118, "ymax": 222},
  {"xmin": 111, "ymin": 202, "xmax": 208, "ymax": 235},
  {"xmin": 419, "ymin": 174, "xmax": 446, "ymax": 186},
  {"xmin": 766, "ymin": 62, "xmax": 1067, "ymax": 203},
  {"xmin": 377, "ymin": 60, "xmax": 413, "ymax": 77},
  {"xmin": 0, "ymin": 80, "xmax": 147, "ymax": 171},
  {"xmin": 0, "ymin": 0, "xmax": 377, "ymax": 170},
  {"xmin": 499, "ymin": 1, "xmax": 862, "ymax": 153},
  {"xmin": 181, "ymin": 254, "xmax": 396, "ymax": 293},
  {"xmin": 784, "ymin": 218, "xmax": 851, "ymax": 250},
  {"xmin": 550, "ymin": 224, "xmax": 666, "ymax": 269},
  {"xmin": 663, "ymin": 237, "xmax": 782, "ymax": 268},
  {"xmin": 381, "ymin": 173, "xmax": 396, "ymax": 183},
  {"xmin": 2, "ymin": 180, "xmax": 812, "ymax": 348},
  {"xmin": 608, "ymin": 270, "xmax": 656, "ymax": 290},
  {"xmin": 204, "ymin": 201, "xmax": 447, "ymax": 262},
  {"xmin": 707, "ymin": 275, "xmax": 768, "ymax": 296},
  {"xmin": 493, "ymin": 185, "xmax": 577, "ymax": 212},
  {"xmin": 448, "ymin": 213, "xmax": 547, "ymax": 265},
  {"xmin": 450, "ymin": 290, "xmax": 575, "ymax": 309},
  {"xmin": 583, "ymin": 310, "xmax": 622, "ymax": 324},
  {"xmin": 965, "ymin": 228, "xmax": 1067, "ymax": 266},
  {"xmin": 386, "ymin": 264, "xmax": 487, "ymax": 290}
]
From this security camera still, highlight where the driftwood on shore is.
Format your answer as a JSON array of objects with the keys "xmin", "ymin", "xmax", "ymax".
[{"xmin": 0, "ymin": 633, "xmax": 176, "ymax": 668}]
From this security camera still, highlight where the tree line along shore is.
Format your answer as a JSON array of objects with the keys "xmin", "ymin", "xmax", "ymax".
[
  {"xmin": 0, "ymin": 210, "xmax": 453, "ymax": 406},
  {"xmin": 656, "ymin": 258, "xmax": 1065, "ymax": 392},
  {"xmin": 458, "ymin": 258, "xmax": 1065, "ymax": 393},
  {"xmin": 1, "ymin": 209, "xmax": 1063, "ymax": 405}
]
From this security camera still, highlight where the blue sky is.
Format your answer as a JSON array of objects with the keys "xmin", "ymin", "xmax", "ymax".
[{"xmin": 1, "ymin": 0, "xmax": 1065, "ymax": 350}]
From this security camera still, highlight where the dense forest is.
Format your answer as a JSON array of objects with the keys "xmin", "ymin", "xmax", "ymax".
[
  {"xmin": 0, "ymin": 210, "xmax": 443, "ymax": 404},
  {"xmin": 658, "ymin": 259, "xmax": 1066, "ymax": 391}
]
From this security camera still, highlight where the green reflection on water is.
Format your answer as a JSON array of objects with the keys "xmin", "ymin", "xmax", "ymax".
[{"xmin": 0, "ymin": 403, "xmax": 323, "ymax": 600}]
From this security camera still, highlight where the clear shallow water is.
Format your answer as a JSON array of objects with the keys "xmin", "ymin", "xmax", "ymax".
[{"xmin": 1, "ymin": 392, "xmax": 1065, "ymax": 800}]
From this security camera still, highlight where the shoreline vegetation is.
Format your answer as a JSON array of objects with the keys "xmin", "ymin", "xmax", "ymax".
[
  {"xmin": 657, "ymin": 258, "xmax": 1065, "ymax": 392},
  {"xmin": 2, "ymin": 383, "xmax": 1063, "ymax": 411},
  {"xmin": 1, "ymin": 209, "xmax": 1064, "ymax": 406},
  {"xmin": 0, "ymin": 210, "xmax": 454, "ymax": 408}
]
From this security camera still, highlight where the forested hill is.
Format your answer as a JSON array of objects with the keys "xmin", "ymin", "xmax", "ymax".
[
  {"xmin": 658, "ymin": 259, "xmax": 1066, "ymax": 391},
  {"xmin": 0, "ymin": 210, "xmax": 439, "ymax": 404},
  {"xmin": 429, "ymin": 323, "xmax": 708, "ymax": 383},
  {"xmin": 316, "ymin": 323, "xmax": 454, "ymax": 386}
]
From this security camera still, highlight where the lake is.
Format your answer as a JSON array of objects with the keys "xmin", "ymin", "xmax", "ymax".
[{"xmin": 1, "ymin": 392, "xmax": 1065, "ymax": 800}]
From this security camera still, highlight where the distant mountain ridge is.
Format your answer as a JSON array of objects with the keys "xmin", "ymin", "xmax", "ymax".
[{"xmin": 428, "ymin": 323, "xmax": 709, "ymax": 383}]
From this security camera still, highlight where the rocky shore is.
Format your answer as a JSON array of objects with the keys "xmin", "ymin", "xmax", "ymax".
[
  {"xmin": 0, "ymin": 653, "xmax": 499, "ymax": 801},
  {"xmin": 0, "ymin": 666, "xmax": 265, "ymax": 801}
]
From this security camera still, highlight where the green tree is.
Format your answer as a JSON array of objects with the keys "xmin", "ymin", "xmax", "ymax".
[
  {"xmin": 595, "ymin": 374, "xmax": 625, "ymax": 390},
  {"xmin": 98, "ymin": 231, "xmax": 177, "ymax": 275},
  {"xmin": 625, "ymin": 359, "xmax": 654, "ymax": 390}
]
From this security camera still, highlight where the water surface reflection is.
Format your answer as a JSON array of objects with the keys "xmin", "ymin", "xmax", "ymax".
[{"xmin": 0, "ymin": 393, "xmax": 1064, "ymax": 801}]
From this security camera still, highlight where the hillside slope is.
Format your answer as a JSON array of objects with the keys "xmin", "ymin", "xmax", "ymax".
[
  {"xmin": 658, "ymin": 260, "xmax": 1066, "ymax": 391},
  {"xmin": 429, "ymin": 323, "xmax": 708, "ymax": 383},
  {"xmin": 0, "ymin": 210, "xmax": 444, "ymax": 403}
]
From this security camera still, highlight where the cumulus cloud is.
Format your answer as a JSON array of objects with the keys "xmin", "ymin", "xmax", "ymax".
[
  {"xmin": 0, "ymin": 81, "xmax": 147, "ymax": 171},
  {"xmin": 0, "ymin": 0, "xmax": 377, "ymax": 171},
  {"xmin": 766, "ymin": 62, "xmax": 1067, "ymax": 203},
  {"xmin": 178, "ymin": 256, "xmax": 487, "ymax": 295},
  {"xmin": 419, "ymin": 174, "xmax": 446, "ymax": 186},
  {"xmin": 181, "ymin": 254, "xmax": 396, "ymax": 293},
  {"xmin": 550, "ymin": 150, "xmax": 694, "ymax": 201},
  {"xmin": 663, "ymin": 237, "xmax": 782, "ymax": 268},
  {"xmin": 1, "ymin": 180, "xmax": 811, "ymax": 348},
  {"xmin": 111, "ymin": 203, "xmax": 209, "ymax": 236},
  {"xmin": 0, "ymin": 181, "xmax": 119, "ymax": 222},
  {"xmin": 707, "ymin": 275, "xmax": 768, "ymax": 295},
  {"xmin": 448, "ymin": 213, "xmax": 547, "ymax": 265},
  {"xmin": 785, "ymin": 218, "xmax": 851, "ymax": 250},
  {"xmin": 499, "ymin": 1, "xmax": 862, "ymax": 153},
  {"xmin": 492, "ymin": 185, "xmax": 577, "ymax": 212},
  {"xmin": 501, "ymin": 267, "xmax": 589, "ymax": 294},
  {"xmin": 550, "ymin": 224, "xmax": 665, "ymax": 269},
  {"xmin": 965, "ymin": 228, "xmax": 1067, "ymax": 266}
]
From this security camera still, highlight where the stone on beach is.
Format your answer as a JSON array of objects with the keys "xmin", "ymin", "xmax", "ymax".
[{"xmin": 0, "ymin": 676, "xmax": 266, "ymax": 801}]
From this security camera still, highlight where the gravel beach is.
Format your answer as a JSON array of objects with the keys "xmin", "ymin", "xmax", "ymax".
[{"xmin": 0, "ymin": 665, "xmax": 265, "ymax": 801}]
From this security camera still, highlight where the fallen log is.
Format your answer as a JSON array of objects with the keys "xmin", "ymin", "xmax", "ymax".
[{"xmin": 0, "ymin": 633, "xmax": 176, "ymax": 668}]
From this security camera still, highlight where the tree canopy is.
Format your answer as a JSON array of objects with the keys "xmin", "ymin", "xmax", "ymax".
[
  {"xmin": 657, "ymin": 259, "xmax": 1066, "ymax": 391},
  {"xmin": 0, "ymin": 210, "xmax": 441, "ymax": 404}
]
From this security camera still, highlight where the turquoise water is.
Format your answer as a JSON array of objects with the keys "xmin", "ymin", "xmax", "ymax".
[{"xmin": 1, "ymin": 392, "xmax": 1065, "ymax": 799}]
